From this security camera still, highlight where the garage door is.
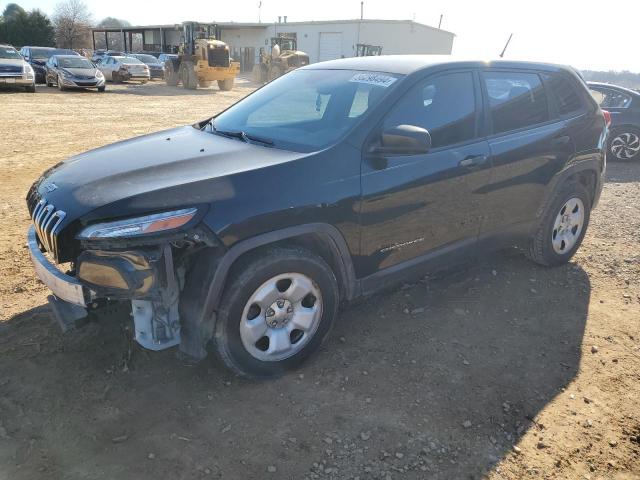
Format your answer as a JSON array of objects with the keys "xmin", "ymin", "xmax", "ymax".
[{"xmin": 319, "ymin": 32, "xmax": 343, "ymax": 62}]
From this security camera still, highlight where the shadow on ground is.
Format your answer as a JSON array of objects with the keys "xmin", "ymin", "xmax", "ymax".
[{"xmin": 0, "ymin": 253, "xmax": 589, "ymax": 479}]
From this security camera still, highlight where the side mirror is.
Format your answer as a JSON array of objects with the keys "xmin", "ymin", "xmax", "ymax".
[{"xmin": 374, "ymin": 125, "xmax": 431, "ymax": 156}]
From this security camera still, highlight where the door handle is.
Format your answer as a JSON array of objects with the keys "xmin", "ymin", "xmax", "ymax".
[{"xmin": 458, "ymin": 155, "xmax": 488, "ymax": 168}]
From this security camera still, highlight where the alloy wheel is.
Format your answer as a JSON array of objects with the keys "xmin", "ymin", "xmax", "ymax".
[
  {"xmin": 239, "ymin": 272, "xmax": 323, "ymax": 362},
  {"xmin": 611, "ymin": 132, "xmax": 640, "ymax": 160},
  {"xmin": 551, "ymin": 197, "xmax": 585, "ymax": 255}
]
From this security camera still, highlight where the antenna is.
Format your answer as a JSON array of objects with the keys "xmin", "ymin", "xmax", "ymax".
[
  {"xmin": 258, "ymin": 1, "xmax": 262, "ymax": 23},
  {"xmin": 499, "ymin": 33, "xmax": 513, "ymax": 58},
  {"xmin": 438, "ymin": 14, "xmax": 443, "ymax": 29},
  {"xmin": 360, "ymin": 1, "xmax": 364, "ymax": 20}
]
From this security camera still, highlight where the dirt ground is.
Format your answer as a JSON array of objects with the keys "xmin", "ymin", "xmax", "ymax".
[{"xmin": 0, "ymin": 80, "xmax": 638, "ymax": 480}]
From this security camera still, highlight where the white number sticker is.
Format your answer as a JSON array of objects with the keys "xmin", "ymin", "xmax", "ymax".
[{"xmin": 349, "ymin": 72, "xmax": 397, "ymax": 88}]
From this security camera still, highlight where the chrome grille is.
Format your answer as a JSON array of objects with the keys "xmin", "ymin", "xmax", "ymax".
[{"xmin": 30, "ymin": 198, "xmax": 66, "ymax": 257}]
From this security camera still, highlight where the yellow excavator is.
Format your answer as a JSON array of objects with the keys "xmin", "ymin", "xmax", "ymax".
[
  {"xmin": 165, "ymin": 22, "xmax": 239, "ymax": 90},
  {"xmin": 252, "ymin": 37, "xmax": 309, "ymax": 83}
]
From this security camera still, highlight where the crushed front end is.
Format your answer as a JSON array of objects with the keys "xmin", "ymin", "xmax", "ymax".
[{"xmin": 26, "ymin": 184, "xmax": 222, "ymax": 357}]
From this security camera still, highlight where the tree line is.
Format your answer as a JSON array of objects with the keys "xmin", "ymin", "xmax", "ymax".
[{"xmin": 0, "ymin": 0, "xmax": 130, "ymax": 49}]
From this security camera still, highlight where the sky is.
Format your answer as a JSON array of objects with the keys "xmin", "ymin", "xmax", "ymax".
[{"xmin": 5, "ymin": 0, "xmax": 640, "ymax": 73}]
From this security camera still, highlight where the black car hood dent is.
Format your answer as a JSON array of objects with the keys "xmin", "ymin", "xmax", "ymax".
[{"xmin": 35, "ymin": 126, "xmax": 305, "ymax": 225}]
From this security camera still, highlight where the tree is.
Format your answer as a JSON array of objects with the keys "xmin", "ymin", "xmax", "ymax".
[
  {"xmin": 0, "ymin": 4, "xmax": 55, "ymax": 47},
  {"xmin": 97, "ymin": 17, "xmax": 130, "ymax": 28},
  {"xmin": 52, "ymin": 0, "xmax": 92, "ymax": 49}
]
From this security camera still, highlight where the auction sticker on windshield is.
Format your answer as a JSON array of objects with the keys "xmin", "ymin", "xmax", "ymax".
[{"xmin": 349, "ymin": 72, "xmax": 397, "ymax": 88}]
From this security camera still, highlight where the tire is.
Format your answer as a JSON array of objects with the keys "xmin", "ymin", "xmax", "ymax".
[
  {"xmin": 165, "ymin": 62, "xmax": 179, "ymax": 87},
  {"xmin": 25, "ymin": 84, "xmax": 35, "ymax": 93},
  {"xmin": 181, "ymin": 63, "xmax": 198, "ymax": 90},
  {"xmin": 57, "ymin": 75, "xmax": 65, "ymax": 91},
  {"xmin": 213, "ymin": 246, "xmax": 339, "ymax": 378},
  {"xmin": 608, "ymin": 127, "xmax": 640, "ymax": 161},
  {"xmin": 97, "ymin": 85, "xmax": 106, "ymax": 92},
  {"xmin": 526, "ymin": 181, "xmax": 591, "ymax": 267},
  {"xmin": 217, "ymin": 78, "xmax": 234, "ymax": 91},
  {"xmin": 267, "ymin": 65, "xmax": 282, "ymax": 82},
  {"xmin": 46, "ymin": 77, "xmax": 52, "ymax": 87}
]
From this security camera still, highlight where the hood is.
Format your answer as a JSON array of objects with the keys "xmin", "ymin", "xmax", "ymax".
[
  {"xmin": 63, "ymin": 67, "xmax": 97, "ymax": 77},
  {"xmin": 0, "ymin": 58, "xmax": 25, "ymax": 68},
  {"xmin": 32, "ymin": 125, "xmax": 304, "ymax": 225}
]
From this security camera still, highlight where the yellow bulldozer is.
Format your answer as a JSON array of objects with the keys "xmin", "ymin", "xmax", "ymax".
[
  {"xmin": 165, "ymin": 22, "xmax": 239, "ymax": 90},
  {"xmin": 252, "ymin": 37, "xmax": 309, "ymax": 83}
]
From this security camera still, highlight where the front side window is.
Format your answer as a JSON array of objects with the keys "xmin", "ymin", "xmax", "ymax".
[
  {"xmin": 543, "ymin": 73, "xmax": 585, "ymax": 115},
  {"xmin": 483, "ymin": 71, "xmax": 549, "ymax": 134},
  {"xmin": 382, "ymin": 71, "xmax": 477, "ymax": 149},
  {"xmin": 213, "ymin": 69, "xmax": 403, "ymax": 152},
  {"xmin": 589, "ymin": 87, "xmax": 632, "ymax": 109}
]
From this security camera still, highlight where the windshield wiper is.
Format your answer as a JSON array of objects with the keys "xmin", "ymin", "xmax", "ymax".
[{"xmin": 212, "ymin": 124, "xmax": 274, "ymax": 147}]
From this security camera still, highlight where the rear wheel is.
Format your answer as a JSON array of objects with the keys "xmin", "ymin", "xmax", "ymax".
[
  {"xmin": 213, "ymin": 246, "xmax": 339, "ymax": 378},
  {"xmin": 526, "ymin": 181, "xmax": 591, "ymax": 266},
  {"xmin": 180, "ymin": 62, "xmax": 198, "ymax": 90},
  {"xmin": 609, "ymin": 128, "xmax": 640, "ymax": 161},
  {"xmin": 165, "ymin": 62, "xmax": 179, "ymax": 86},
  {"xmin": 217, "ymin": 78, "xmax": 234, "ymax": 91}
]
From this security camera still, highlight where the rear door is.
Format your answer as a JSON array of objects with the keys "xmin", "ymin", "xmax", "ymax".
[
  {"xmin": 477, "ymin": 69, "xmax": 575, "ymax": 242},
  {"xmin": 359, "ymin": 69, "xmax": 492, "ymax": 277}
]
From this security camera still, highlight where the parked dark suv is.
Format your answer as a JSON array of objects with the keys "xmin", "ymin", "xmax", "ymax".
[
  {"xmin": 588, "ymin": 82, "xmax": 640, "ymax": 161},
  {"xmin": 27, "ymin": 57, "xmax": 607, "ymax": 378}
]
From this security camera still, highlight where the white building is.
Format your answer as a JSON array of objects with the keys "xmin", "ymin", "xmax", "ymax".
[{"xmin": 92, "ymin": 19, "xmax": 455, "ymax": 71}]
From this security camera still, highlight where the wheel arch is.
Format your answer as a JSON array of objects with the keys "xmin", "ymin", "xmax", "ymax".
[
  {"xmin": 536, "ymin": 159, "xmax": 603, "ymax": 222},
  {"xmin": 203, "ymin": 224, "xmax": 356, "ymax": 320}
]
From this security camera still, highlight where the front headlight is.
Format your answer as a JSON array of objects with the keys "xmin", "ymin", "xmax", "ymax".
[
  {"xmin": 23, "ymin": 64, "xmax": 34, "ymax": 75},
  {"xmin": 95, "ymin": 70, "xmax": 104, "ymax": 78},
  {"xmin": 77, "ymin": 208, "xmax": 197, "ymax": 239}
]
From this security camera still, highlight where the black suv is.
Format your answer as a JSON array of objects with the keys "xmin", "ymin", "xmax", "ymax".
[
  {"xmin": 27, "ymin": 57, "xmax": 606, "ymax": 378},
  {"xmin": 588, "ymin": 82, "xmax": 640, "ymax": 161}
]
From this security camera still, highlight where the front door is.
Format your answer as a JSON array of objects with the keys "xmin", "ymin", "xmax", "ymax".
[{"xmin": 358, "ymin": 70, "xmax": 492, "ymax": 278}]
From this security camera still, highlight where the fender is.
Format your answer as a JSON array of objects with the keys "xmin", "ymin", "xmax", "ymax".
[
  {"xmin": 203, "ymin": 223, "xmax": 356, "ymax": 318},
  {"xmin": 536, "ymin": 155, "xmax": 604, "ymax": 221}
]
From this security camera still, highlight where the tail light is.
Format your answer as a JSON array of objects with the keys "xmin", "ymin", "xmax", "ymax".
[{"xmin": 602, "ymin": 110, "xmax": 612, "ymax": 127}]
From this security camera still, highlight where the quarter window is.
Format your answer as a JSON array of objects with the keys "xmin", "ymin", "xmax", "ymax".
[
  {"xmin": 543, "ymin": 74, "xmax": 585, "ymax": 115},
  {"xmin": 483, "ymin": 71, "xmax": 548, "ymax": 134},
  {"xmin": 383, "ymin": 71, "xmax": 477, "ymax": 149}
]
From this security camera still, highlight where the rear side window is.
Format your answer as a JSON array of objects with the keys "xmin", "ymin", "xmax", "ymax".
[
  {"xmin": 482, "ymin": 71, "xmax": 548, "ymax": 135},
  {"xmin": 383, "ymin": 71, "xmax": 477, "ymax": 149},
  {"xmin": 543, "ymin": 73, "xmax": 585, "ymax": 115},
  {"xmin": 589, "ymin": 87, "xmax": 632, "ymax": 109}
]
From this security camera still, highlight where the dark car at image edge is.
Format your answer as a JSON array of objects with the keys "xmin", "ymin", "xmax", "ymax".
[
  {"xmin": 587, "ymin": 81, "xmax": 640, "ymax": 161},
  {"xmin": 26, "ymin": 56, "xmax": 608, "ymax": 378}
]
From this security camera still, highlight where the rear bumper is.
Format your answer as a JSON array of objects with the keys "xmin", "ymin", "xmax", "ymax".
[{"xmin": 27, "ymin": 226, "xmax": 89, "ymax": 307}]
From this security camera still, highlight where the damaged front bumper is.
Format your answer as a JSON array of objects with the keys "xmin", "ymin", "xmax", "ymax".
[{"xmin": 28, "ymin": 226, "xmax": 90, "ymax": 307}]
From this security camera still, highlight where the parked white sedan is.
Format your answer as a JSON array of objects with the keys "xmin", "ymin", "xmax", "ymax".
[{"xmin": 97, "ymin": 56, "xmax": 150, "ymax": 83}]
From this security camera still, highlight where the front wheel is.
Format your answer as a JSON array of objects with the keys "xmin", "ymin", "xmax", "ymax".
[
  {"xmin": 526, "ymin": 181, "xmax": 591, "ymax": 267},
  {"xmin": 213, "ymin": 246, "xmax": 339, "ymax": 378},
  {"xmin": 609, "ymin": 128, "xmax": 640, "ymax": 161},
  {"xmin": 97, "ymin": 85, "xmax": 105, "ymax": 92}
]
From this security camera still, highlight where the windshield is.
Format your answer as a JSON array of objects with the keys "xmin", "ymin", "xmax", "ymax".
[
  {"xmin": 133, "ymin": 54, "xmax": 158, "ymax": 64},
  {"xmin": 0, "ymin": 47, "xmax": 22, "ymax": 59},
  {"xmin": 120, "ymin": 57, "xmax": 144, "ymax": 65},
  {"xmin": 213, "ymin": 69, "xmax": 403, "ymax": 152},
  {"xmin": 58, "ymin": 57, "xmax": 93, "ymax": 69}
]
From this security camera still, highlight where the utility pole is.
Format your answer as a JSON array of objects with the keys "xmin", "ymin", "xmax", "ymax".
[{"xmin": 500, "ymin": 33, "xmax": 513, "ymax": 58}]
